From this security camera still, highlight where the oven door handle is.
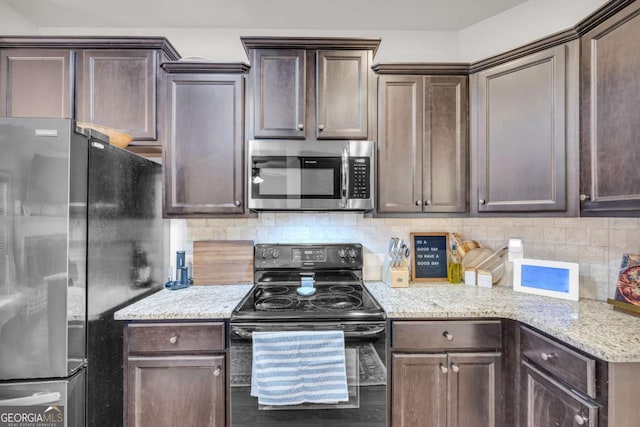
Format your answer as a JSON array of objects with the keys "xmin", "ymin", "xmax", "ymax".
[
  {"xmin": 231, "ymin": 324, "xmax": 386, "ymax": 339},
  {"xmin": 341, "ymin": 147, "xmax": 349, "ymax": 208}
]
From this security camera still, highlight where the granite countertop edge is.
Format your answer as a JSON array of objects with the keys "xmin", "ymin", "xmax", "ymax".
[{"xmin": 113, "ymin": 281, "xmax": 640, "ymax": 363}]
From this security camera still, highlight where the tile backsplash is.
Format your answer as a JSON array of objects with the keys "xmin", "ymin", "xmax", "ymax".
[{"xmin": 170, "ymin": 213, "xmax": 640, "ymax": 302}]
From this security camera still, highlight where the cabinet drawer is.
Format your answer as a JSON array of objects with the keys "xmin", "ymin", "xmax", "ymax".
[
  {"xmin": 520, "ymin": 326, "xmax": 595, "ymax": 398},
  {"xmin": 392, "ymin": 320, "xmax": 501, "ymax": 351},
  {"xmin": 521, "ymin": 360, "xmax": 597, "ymax": 427},
  {"xmin": 127, "ymin": 322, "xmax": 225, "ymax": 354}
]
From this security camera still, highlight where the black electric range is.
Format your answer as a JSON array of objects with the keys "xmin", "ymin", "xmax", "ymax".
[{"xmin": 231, "ymin": 243, "xmax": 385, "ymax": 322}]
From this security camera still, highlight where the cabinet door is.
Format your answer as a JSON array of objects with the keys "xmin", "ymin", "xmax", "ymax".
[
  {"xmin": 475, "ymin": 44, "xmax": 567, "ymax": 212},
  {"xmin": 127, "ymin": 355, "xmax": 225, "ymax": 427},
  {"xmin": 448, "ymin": 352, "xmax": 502, "ymax": 427},
  {"xmin": 77, "ymin": 49, "xmax": 157, "ymax": 140},
  {"xmin": 0, "ymin": 49, "xmax": 73, "ymax": 118},
  {"xmin": 316, "ymin": 50, "xmax": 368, "ymax": 139},
  {"xmin": 424, "ymin": 76, "xmax": 467, "ymax": 213},
  {"xmin": 377, "ymin": 75, "xmax": 423, "ymax": 213},
  {"xmin": 164, "ymin": 73, "xmax": 244, "ymax": 216},
  {"xmin": 580, "ymin": 2, "xmax": 640, "ymax": 215},
  {"xmin": 520, "ymin": 360, "xmax": 597, "ymax": 427},
  {"xmin": 392, "ymin": 353, "xmax": 447, "ymax": 427},
  {"xmin": 252, "ymin": 49, "xmax": 305, "ymax": 139}
]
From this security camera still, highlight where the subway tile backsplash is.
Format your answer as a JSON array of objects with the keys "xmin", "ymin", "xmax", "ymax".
[{"xmin": 170, "ymin": 214, "xmax": 640, "ymax": 302}]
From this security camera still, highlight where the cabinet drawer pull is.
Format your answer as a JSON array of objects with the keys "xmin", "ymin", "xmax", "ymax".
[
  {"xmin": 318, "ymin": 124, "xmax": 325, "ymax": 131},
  {"xmin": 415, "ymin": 200, "xmax": 422, "ymax": 206},
  {"xmin": 214, "ymin": 366, "xmax": 222, "ymax": 377},
  {"xmin": 297, "ymin": 123, "xmax": 304, "ymax": 130},
  {"xmin": 439, "ymin": 364, "xmax": 448, "ymax": 374},
  {"xmin": 540, "ymin": 352, "xmax": 557, "ymax": 362},
  {"xmin": 442, "ymin": 331, "xmax": 454, "ymax": 341},
  {"xmin": 574, "ymin": 413, "xmax": 588, "ymax": 425},
  {"xmin": 479, "ymin": 199, "xmax": 486, "ymax": 205},
  {"xmin": 579, "ymin": 194, "xmax": 591, "ymax": 202},
  {"xmin": 169, "ymin": 335, "xmax": 178, "ymax": 344},
  {"xmin": 234, "ymin": 200, "xmax": 241, "ymax": 207},
  {"xmin": 424, "ymin": 200, "xmax": 431, "ymax": 206},
  {"xmin": 450, "ymin": 363, "xmax": 460, "ymax": 373}
]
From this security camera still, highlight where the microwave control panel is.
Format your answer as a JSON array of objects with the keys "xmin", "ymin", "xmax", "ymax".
[{"xmin": 349, "ymin": 158, "xmax": 370, "ymax": 199}]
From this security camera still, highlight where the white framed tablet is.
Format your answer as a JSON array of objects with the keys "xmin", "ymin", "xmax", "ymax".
[{"xmin": 513, "ymin": 258, "xmax": 579, "ymax": 301}]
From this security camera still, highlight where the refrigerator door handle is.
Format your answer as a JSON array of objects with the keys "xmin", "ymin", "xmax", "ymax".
[{"xmin": 0, "ymin": 391, "xmax": 61, "ymax": 406}]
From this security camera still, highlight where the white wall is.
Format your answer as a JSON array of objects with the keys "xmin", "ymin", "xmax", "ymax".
[
  {"xmin": 459, "ymin": 0, "xmax": 609, "ymax": 62},
  {"xmin": 31, "ymin": 0, "xmax": 608, "ymax": 63},
  {"xmin": 0, "ymin": 1, "xmax": 37, "ymax": 34},
  {"xmin": 35, "ymin": 26, "xmax": 461, "ymax": 63}
]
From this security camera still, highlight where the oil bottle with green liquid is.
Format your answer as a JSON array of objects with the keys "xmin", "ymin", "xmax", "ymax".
[{"xmin": 448, "ymin": 243, "xmax": 462, "ymax": 284}]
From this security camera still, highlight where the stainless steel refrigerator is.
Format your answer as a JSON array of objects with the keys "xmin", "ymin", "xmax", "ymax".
[{"xmin": 0, "ymin": 118, "xmax": 165, "ymax": 426}]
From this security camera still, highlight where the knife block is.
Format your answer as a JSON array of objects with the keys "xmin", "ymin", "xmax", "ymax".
[{"xmin": 383, "ymin": 259, "xmax": 410, "ymax": 288}]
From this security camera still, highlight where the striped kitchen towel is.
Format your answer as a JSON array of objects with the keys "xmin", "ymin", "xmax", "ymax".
[{"xmin": 250, "ymin": 330, "xmax": 349, "ymax": 406}]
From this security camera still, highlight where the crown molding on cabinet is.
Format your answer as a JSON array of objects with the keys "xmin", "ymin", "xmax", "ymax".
[
  {"xmin": 240, "ymin": 36, "xmax": 382, "ymax": 58},
  {"xmin": 0, "ymin": 36, "xmax": 181, "ymax": 60},
  {"xmin": 371, "ymin": 63, "xmax": 470, "ymax": 75},
  {"xmin": 161, "ymin": 61, "xmax": 250, "ymax": 74},
  {"xmin": 575, "ymin": 0, "xmax": 636, "ymax": 34}
]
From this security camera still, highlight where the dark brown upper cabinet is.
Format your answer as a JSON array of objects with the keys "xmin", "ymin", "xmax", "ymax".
[
  {"xmin": 0, "ymin": 37, "xmax": 180, "ymax": 147},
  {"xmin": 0, "ymin": 48, "xmax": 74, "ymax": 118},
  {"xmin": 469, "ymin": 41, "xmax": 579, "ymax": 216},
  {"xmin": 251, "ymin": 49, "xmax": 306, "ymax": 139},
  {"xmin": 376, "ymin": 71, "xmax": 467, "ymax": 214},
  {"xmin": 580, "ymin": 0, "xmax": 640, "ymax": 216},
  {"xmin": 77, "ymin": 49, "xmax": 157, "ymax": 141},
  {"xmin": 161, "ymin": 62, "xmax": 249, "ymax": 217},
  {"xmin": 242, "ymin": 37, "xmax": 380, "ymax": 141}
]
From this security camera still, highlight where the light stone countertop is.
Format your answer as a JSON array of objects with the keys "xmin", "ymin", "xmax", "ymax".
[
  {"xmin": 113, "ymin": 284, "xmax": 253, "ymax": 320},
  {"xmin": 113, "ymin": 281, "xmax": 640, "ymax": 363},
  {"xmin": 365, "ymin": 281, "xmax": 640, "ymax": 363}
]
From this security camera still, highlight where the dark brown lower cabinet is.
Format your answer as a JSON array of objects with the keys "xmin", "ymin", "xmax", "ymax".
[
  {"xmin": 124, "ymin": 322, "xmax": 227, "ymax": 427},
  {"xmin": 127, "ymin": 355, "xmax": 225, "ymax": 427},
  {"xmin": 392, "ymin": 352, "xmax": 502, "ymax": 427},
  {"xmin": 521, "ymin": 361, "xmax": 597, "ymax": 427}
]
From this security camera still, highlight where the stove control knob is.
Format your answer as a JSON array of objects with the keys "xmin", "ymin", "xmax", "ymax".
[
  {"xmin": 261, "ymin": 249, "xmax": 268, "ymax": 259},
  {"xmin": 272, "ymin": 249, "xmax": 280, "ymax": 259},
  {"xmin": 338, "ymin": 249, "xmax": 346, "ymax": 258},
  {"xmin": 348, "ymin": 249, "xmax": 357, "ymax": 259}
]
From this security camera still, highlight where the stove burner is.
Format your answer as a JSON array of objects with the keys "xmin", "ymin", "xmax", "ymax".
[
  {"xmin": 256, "ymin": 286, "xmax": 289, "ymax": 299},
  {"xmin": 329, "ymin": 285, "xmax": 357, "ymax": 294},
  {"xmin": 309, "ymin": 294, "xmax": 363, "ymax": 311},
  {"xmin": 255, "ymin": 296, "xmax": 297, "ymax": 311}
]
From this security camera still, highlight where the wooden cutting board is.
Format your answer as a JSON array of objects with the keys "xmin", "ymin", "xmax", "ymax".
[{"xmin": 193, "ymin": 240, "xmax": 254, "ymax": 285}]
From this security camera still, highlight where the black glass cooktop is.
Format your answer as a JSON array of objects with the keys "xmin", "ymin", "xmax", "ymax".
[{"xmin": 231, "ymin": 281, "xmax": 385, "ymax": 321}]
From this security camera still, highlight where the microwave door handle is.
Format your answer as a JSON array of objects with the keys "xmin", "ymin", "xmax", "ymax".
[{"xmin": 341, "ymin": 147, "xmax": 349, "ymax": 208}]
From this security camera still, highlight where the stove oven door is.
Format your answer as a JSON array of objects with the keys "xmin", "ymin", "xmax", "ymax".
[{"xmin": 229, "ymin": 321, "xmax": 387, "ymax": 426}]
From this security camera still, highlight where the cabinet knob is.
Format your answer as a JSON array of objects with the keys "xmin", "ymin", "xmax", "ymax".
[
  {"xmin": 574, "ymin": 414, "xmax": 588, "ymax": 425},
  {"xmin": 234, "ymin": 200, "xmax": 241, "ymax": 207},
  {"xmin": 450, "ymin": 363, "xmax": 460, "ymax": 373},
  {"xmin": 415, "ymin": 200, "xmax": 422, "ymax": 206},
  {"xmin": 424, "ymin": 200, "xmax": 431, "ymax": 206},
  {"xmin": 579, "ymin": 194, "xmax": 591, "ymax": 202},
  {"xmin": 479, "ymin": 199, "xmax": 486, "ymax": 205},
  {"xmin": 442, "ymin": 331, "xmax": 454, "ymax": 341},
  {"xmin": 318, "ymin": 124, "xmax": 325, "ymax": 131},
  {"xmin": 439, "ymin": 364, "xmax": 448, "ymax": 374},
  {"xmin": 169, "ymin": 335, "xmax": 178, "ymax": 344},
  {"xmin": 214, "ymin": 366, "xmax": 222, "ymax": 377},
  {"xmin": 297, "ymin": 123, "xmax": 304, "ymax": 130},
  {"xmin": 540, "ymin": 352, "xmax": 557, "ymax": 362}
]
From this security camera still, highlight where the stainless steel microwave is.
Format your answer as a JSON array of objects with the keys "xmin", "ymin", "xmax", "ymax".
[{"xmin": 248, "ymin": 140, "xmax": 375, "ymax": 211}]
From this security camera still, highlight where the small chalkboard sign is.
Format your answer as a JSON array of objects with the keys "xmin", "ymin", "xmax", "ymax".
[{"xmin": 410, "ymin": 232, "xmax": 449, "ymax": 282}]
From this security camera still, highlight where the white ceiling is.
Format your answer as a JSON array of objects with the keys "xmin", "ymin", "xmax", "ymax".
[{"xmin": 4, "ymin": 0, "xmax": 528, "ymax": 31}]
